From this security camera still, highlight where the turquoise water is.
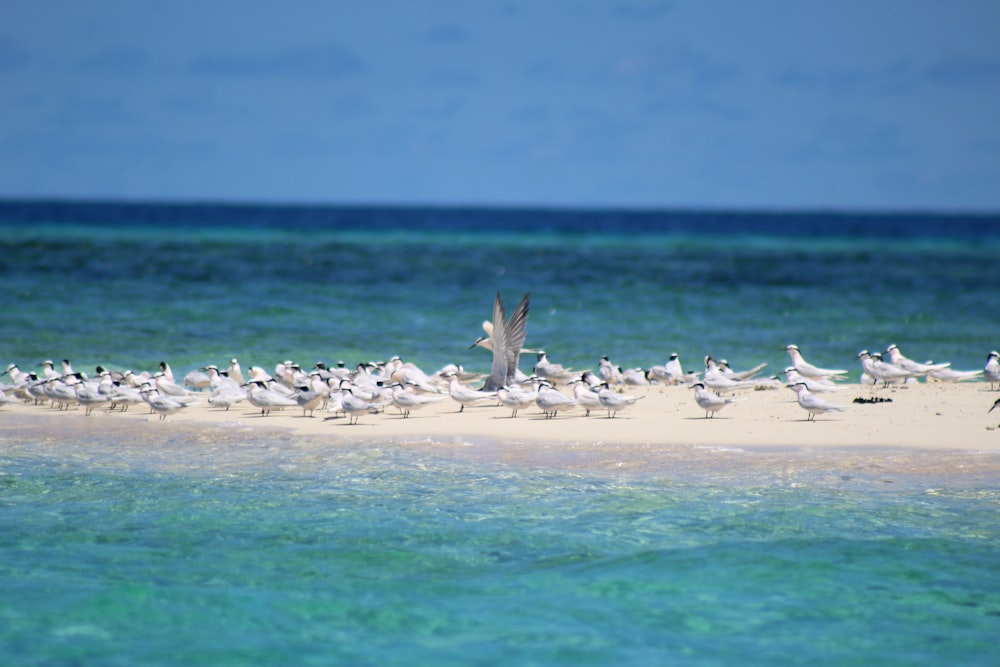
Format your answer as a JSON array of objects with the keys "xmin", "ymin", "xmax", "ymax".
[
  {"xmin": 1, "ymin": 202, "xmax": 998, "ymax": 379},
  {"xmin": 2, "ymin": 421, "xmax": 998, "ymax": 666},
  {"xmin": 1, "ymin": 202, "xmax": 999, "ymax": 664}
]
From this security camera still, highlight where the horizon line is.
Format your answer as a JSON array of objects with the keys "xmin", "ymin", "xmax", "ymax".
[{"xmin": 1, "ymin": 195, "xmax": 999, "ymax": 219}]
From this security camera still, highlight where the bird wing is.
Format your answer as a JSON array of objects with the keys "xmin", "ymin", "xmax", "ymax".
[
  {"xmin": 504, "ymin": 293, "xmax": 530, "ymax": 386},
  {"xmin": 483, "ymin": 292, "xmax": 508, "ymax": 391},
  {"xmin": 730, "ymin": 362, "xmax": 767, "ymax": 380},
  {"xmin": 802, "ymin": 393, "xmax": 840, "ymax": 411}
]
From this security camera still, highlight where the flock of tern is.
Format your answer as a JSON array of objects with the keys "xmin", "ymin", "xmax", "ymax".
[{"xmin": 2, "ymin": 293, "xmax": 998, "ymax": 424}]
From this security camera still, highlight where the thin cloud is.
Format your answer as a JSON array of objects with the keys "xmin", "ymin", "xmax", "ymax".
[
  {"xmin": 75, "ymin": 48, "xmax": 154, "ymax": 76},
  {"xmin": 0, "ymin": 39, "xmax": 30, "ymax": 71},
  {"xmin": 773, "ymin": 67, "xmax": 867, "ymax": 94},
  {"xmin": 189, "ymin": 44, "xmax": 363, "ymax": 79},
  {"xmin": 594, "ymin": 46, "xmax": 741, "ymax": 87},
  {"xmin": 423, "ymin": 24, "xmax": 469, "ymax": 45},
  {"xmin": 422, "ymin": 66, "xmax": 479, "ymax": 87},
  {"xmin": 785, "ymin": 115, "xmax": 907, "ymax": 162},
  {"xmin": 612, "ymin": 0, "xmax": 674, "ymax": 21},
  {"xmin": 775, "ymin": 57, "xmax": 1000, "ymax": 94},
  {"xmin": 523, "ymin": 58, "xmax": 571, "ymax": 83},
  {"xmin": 921, "ymin": 58, "xmax": 1000, "ymax": 85}
]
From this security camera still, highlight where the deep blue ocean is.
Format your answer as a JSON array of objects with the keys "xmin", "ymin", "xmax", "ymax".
[{"xmin": 1, "ymin": 200, "xmax": 999, "ymax": 665}]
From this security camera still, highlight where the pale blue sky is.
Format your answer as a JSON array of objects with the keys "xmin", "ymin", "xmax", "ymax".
[{"xmin": 2, "ymin": 1, "xmax": 999, "ymax": 210}]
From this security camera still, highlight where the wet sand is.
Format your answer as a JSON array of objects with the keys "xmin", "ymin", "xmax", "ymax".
[{"xmin": 3, "ymin": 381, "xmax": 999, "ymax": 486}]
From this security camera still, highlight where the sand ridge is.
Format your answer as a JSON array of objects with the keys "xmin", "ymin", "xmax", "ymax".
[{"xmin": 4, "ymin": 381, "xmax": 999, "ymax": 452}]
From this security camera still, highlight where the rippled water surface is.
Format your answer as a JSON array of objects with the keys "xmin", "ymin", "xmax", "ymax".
[
  {"xmin": 2, "ymin": 202, "xmax": 998, "ymax": 377},
  {"xmin": 1, "ymin": 202, "xmax": 998, "ymax": 665},
  {"xmin": 1, "ymin": 417, "xmax": 998, "ymax": 666}
]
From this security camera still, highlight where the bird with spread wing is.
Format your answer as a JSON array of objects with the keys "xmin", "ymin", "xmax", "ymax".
[{"xmin": 480, "ymin": 292, "xmax": 530, "ymax": 391}]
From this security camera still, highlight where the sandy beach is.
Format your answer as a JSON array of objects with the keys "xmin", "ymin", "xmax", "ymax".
[{"xmin": 4, "ymin": 381, "xmax": 999, "ymax": 483}]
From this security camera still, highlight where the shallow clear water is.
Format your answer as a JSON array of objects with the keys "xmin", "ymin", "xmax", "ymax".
[
  {"xmin": 1, "ymin": 421, "xmax": 998, "ymax": 666},
  {"xmin": 1, "ymin": 202, "xmax": 999, "ymax": 665}
]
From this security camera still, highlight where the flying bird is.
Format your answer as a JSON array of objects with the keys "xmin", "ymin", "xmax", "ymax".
[{"xmin": 481, "ymin": 292, "xmax": 530, "ymax": 391}]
